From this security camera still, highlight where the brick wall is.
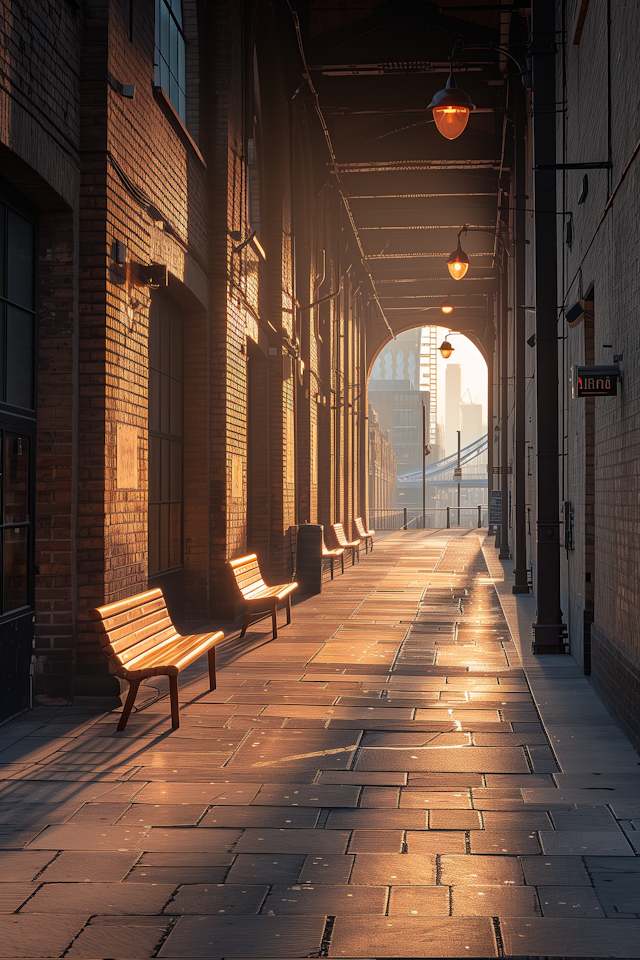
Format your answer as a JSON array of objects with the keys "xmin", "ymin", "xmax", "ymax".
[{"xmin": 557, "ymin": 0, "xmax": 640, "ymax": 734}]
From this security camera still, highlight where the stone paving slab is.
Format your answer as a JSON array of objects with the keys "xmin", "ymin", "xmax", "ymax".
[
  {"xmin": 21, "ymin": 881, "xmax": 176, "ymax": 915},
  {"xmin": 328, "ymin": 915, "xmax": 497, "ymax": 957},
  {"xmin": 500, "ymin": 917, "xmax": 640, "ymax": 957},
  {"xmin": 0, "ymin": 915, "xmax": 89, "ymax": 958},
  {"xmin": 157, "ymin": 915, "xmax": 326, "ymax": 957},
  {"xmin": 64, "ymin": 916, "xmax": 173, "ymax": 960}
]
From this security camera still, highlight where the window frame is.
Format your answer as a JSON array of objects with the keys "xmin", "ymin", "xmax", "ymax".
[
  {"xmin": 0, "ymin": 177, "xmax": 37, "ymax": 417},
  {"xmin": 154, "ymin": 0, "xmax": 187, "ymax": 126}
]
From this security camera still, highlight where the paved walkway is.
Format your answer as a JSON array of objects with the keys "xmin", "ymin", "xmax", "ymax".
[{"xmin": 0, "ymin": 530, "xmax": 639, "ymax": 959}]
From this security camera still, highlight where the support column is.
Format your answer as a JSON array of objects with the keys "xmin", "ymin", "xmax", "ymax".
[
  {"xmin": 513, "ymin": 78, "xmax": 529, "ymax": 592},
  {"xmin": 499, "ymin": 246, "xmax": 511, "ymax": 559},
  {"xmin": 532, "ymin": 0, "xmax": 565, "ymax": 650}
]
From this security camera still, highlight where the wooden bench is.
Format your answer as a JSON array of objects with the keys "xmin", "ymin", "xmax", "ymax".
[
  {"xmin": 229, "ymin": 554, "xmax": 298, "ymax": 639},
  {"xmin": 330, "ymin": 522, "xmax": 360, "ymax": 565},
  {"xmin": 353, "ymin": 516, "xmax": 375, "ymax": 553},
  {"xmin": 91, "ymin": 588, "xmax": 224, "ymax": 731},
  {"xmin": 323, "ymin": 540, "xmax": 345, "ymax": 579}
]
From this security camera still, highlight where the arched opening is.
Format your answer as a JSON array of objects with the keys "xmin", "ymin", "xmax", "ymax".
[{"xmin": 368, "ymin": 324, "xmax": 488, "ymax": 531}]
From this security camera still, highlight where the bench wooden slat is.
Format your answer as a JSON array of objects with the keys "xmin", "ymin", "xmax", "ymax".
[
  {"xmin": 115, "ymin": 631, "xmax": 222, "ymax": 679},
  {"xmin": 107, "ymin": 623, "xmax": 180, "ymax": 664},
  {"xmin": 323, "ymin": 541, "xmax": 345, "ymax": 580},
  {"xmin": 90, "ymin": 588, "xmax": 164, "ymax": 622},
  {"xmin": 329, "ymin": 523, "xmax": 360, "ymax": 565},
  {"xmin": 97, "ymin": 610, "xmax": 174, "ymax": 648},
  {"xmin": 229, "ymin": 553, "xmax": 298, "ymax": 640},
  {"xmin": 236, "ymin": 574, "xmax": 267, "ymax": 592},
  {"xmin": 92, "ymin": 588, "xmax": 224, "ymax": 731},
  {"xmin": 354, "ymin": 517, "xmax": 375, "ymax": 553},
  {"xmin": 92, "ymin": 597, "xmax": 169, "ymax": 635}
]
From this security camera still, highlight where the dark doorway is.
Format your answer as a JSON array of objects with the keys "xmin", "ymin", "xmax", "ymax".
[
  {"xmin": 148, "ymin": 295, "xmax": 184, "ymax": 620},
  {"xmin": 0, "ymin": 180, "xmax": 37, "ymax": 722}
]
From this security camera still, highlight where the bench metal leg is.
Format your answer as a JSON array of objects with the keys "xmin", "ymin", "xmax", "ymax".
[
  {"xmin": 341, "ymin": 552, "xmax": 344, "ymax": 574},
  {"xmin": 169, "ymin": 674, "xmax": 180, "ymax": 729},
  {"xmin": 239, "ymin": 609, "xmax": 252, "ymax": 638},
  {"xmin": 117, "ymin": 679, "xmax": 140, "ymax": 732},
  {"xmin": 286, "ymin": 594, "xmax": 292, "ymax": 625},
  {"xmin": 207, "ymin": 647, "xmax": 217, "ymax": 691},
  {"xmin": 271, "ymin": 603, "xmax": 278, "ymax": 639}
]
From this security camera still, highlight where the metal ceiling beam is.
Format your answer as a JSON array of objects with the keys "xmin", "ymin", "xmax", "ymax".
[
  {"xmin": 359, "ymin": 223, "xmax": 498, "ymax": 231},
  {"xmin": 337, "ymin": 160, "xmax": 505, "ymax": 172},
  {"xmin": 324, "ymin": 107, "xmax": 497, "ymax": 115},
  {"xmin": 349, "ymin": 192, "xmax": 498, "ymax": 199},
  {"xmin": 309, "ymin": 61, "xmax": 492, "ymax": 75}
]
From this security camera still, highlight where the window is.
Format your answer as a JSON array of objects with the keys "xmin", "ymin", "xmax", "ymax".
[
  {"xmin": 148, "ymin": 302, "xmax": 183, "ymax": 575},
  {"xmin": 393, "ymin": 408, "xmax": 421, "ymax": 427},
  {"xmin": 247, "ymin": 138, "xmax": 261, "ymax": 238},
  {"xmin": 0, "ymin": 191, "xmax": 36, "ymax": 411},
  {"xmin": 155, "ymin": 0, "xmax": 186, "ymax": 124}
]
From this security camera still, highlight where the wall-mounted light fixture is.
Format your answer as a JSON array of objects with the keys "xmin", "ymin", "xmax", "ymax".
[
  {"xmin": 446, "ymin": 224, "xmax": 510, "ymax": 280},
  {"xmin": 230, "ymin": 230, "xmax": 266, "ymax": 260},
  {"xmin": 430, "ymin": 40, "xmax": 524, "ymax": 141},
  {"xmin": 446, "ymin": 241, "xmax": 470, "ymax": 280},
  {"xmin": 439, "ymin": 339, "xmax": 454, "ymax": 359},
  {"xmin": 427, "ymin": 42, "xmax": 475, "ymax": 140},
  {"xmin": 441, "ymin": 300, "xmax": 453, "ymax": 314}
]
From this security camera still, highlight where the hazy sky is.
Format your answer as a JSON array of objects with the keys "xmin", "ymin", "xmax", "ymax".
[{"xmin": 431, "ymin": 325, "xmax": 488, "ymax": 425}]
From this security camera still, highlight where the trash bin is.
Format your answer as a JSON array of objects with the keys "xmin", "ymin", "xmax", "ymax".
[{"xmin": 296, "ymin": 524, "xmax": 323, "ymax": 594}]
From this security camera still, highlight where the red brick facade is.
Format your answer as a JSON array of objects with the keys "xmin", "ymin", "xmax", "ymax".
[{"xmin": 0, "ymin": 0, "xmax": 370, "ymax": 707}]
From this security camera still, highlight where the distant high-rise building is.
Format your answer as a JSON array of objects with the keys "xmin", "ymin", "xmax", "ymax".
[
  {"xmin": 444, "ymin": 364, "xmax": 461, "ymax": 456},
  {"xmin": 461, "ymin": 403, "xmax": 483, "ymax": 449}
]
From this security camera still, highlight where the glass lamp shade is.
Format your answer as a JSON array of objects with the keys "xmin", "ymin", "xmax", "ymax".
[
  {"xmin": 441, "ymin": 300, "xmax": 453, "ymax": 314},
  {"xmin": 428, "ymin": 73, "xmax": 475, "ymax": 141},
  {"xmin": 439, "ymin": 341, "xmax": 454, "ymax": 359},
  {"xmin": 447, "ymin": 244, "xmax": 470, "ymax": 280},
  {"xmin": 433, "ymin": 105, "xmax": 470, "ymax": 140}
]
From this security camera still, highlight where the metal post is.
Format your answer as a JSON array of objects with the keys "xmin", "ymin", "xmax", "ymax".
[
  {"xmin": 422, "ymin": 403, "xmax": 426, "ymax": 532},
  {"xmin": 457, "ymin": 430, "xmax": 461, "ymax": 526},
  {"xmin": 403, "ymin": 507, "xmax": 407, "ymax": 530},
  {"xmin": 499, "ymin": 228, "xmax": 511, "ymax": 559},
  {"xmin": 487, "ymin": 351, "xmax": 495, "ymax": 535},
  {"xmin": 532, "ymin": 0, "xmax": 565, "ymax": 651},
  {"xmin": 446, "ymin": 506, "xmax": 450, "ymax": 529},
  {"xmin": 513, "ymin": 74, "xmax": 529, "ymax": 593},
  {"xmin": 478, "ymin": 504, "xmax": 481, "ymax": 529}
]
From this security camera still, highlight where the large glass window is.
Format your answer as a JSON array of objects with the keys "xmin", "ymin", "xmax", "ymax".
[
  {"xmin": 155, "ymin": 0, "xmax": 186, "ymax": 125},
  {"xmin": 1, "ymin": 432, "xmax": 30, "ymax": 614},
  {"xmin": 148, "ymin": 302, "xmax": 183, "ymax": 575},
  {"xmin": 0, "ymin": 194, "xmax": 36, "ymax": 411}
]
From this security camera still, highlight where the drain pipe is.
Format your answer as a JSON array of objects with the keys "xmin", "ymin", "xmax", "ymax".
[
  {"xmin": 512, "ymin": 72, "xmax": 529, "ymax": 593},
  {"xmin": 531, "ymin": 0, "xmax": 565, "ymax": 651}
]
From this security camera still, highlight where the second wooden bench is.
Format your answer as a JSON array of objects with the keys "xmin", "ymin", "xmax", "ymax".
[{"xmin": 229, "ymin": 553, "xmax": 298, "ymax": 639}]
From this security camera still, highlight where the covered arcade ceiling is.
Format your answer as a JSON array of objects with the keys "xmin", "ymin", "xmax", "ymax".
[{"xmin": 301, "ymin": 0, "xmax": 528, "ymax": 363}]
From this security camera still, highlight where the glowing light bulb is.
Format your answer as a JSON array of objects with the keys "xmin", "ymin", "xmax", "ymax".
[
  {"xmin": 433, "ymin": 105, "xmax": 470, "ymax": 140},
  {"xmin": 447, "ymin": 243, "xmax": 470, "ymax": 280}
]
